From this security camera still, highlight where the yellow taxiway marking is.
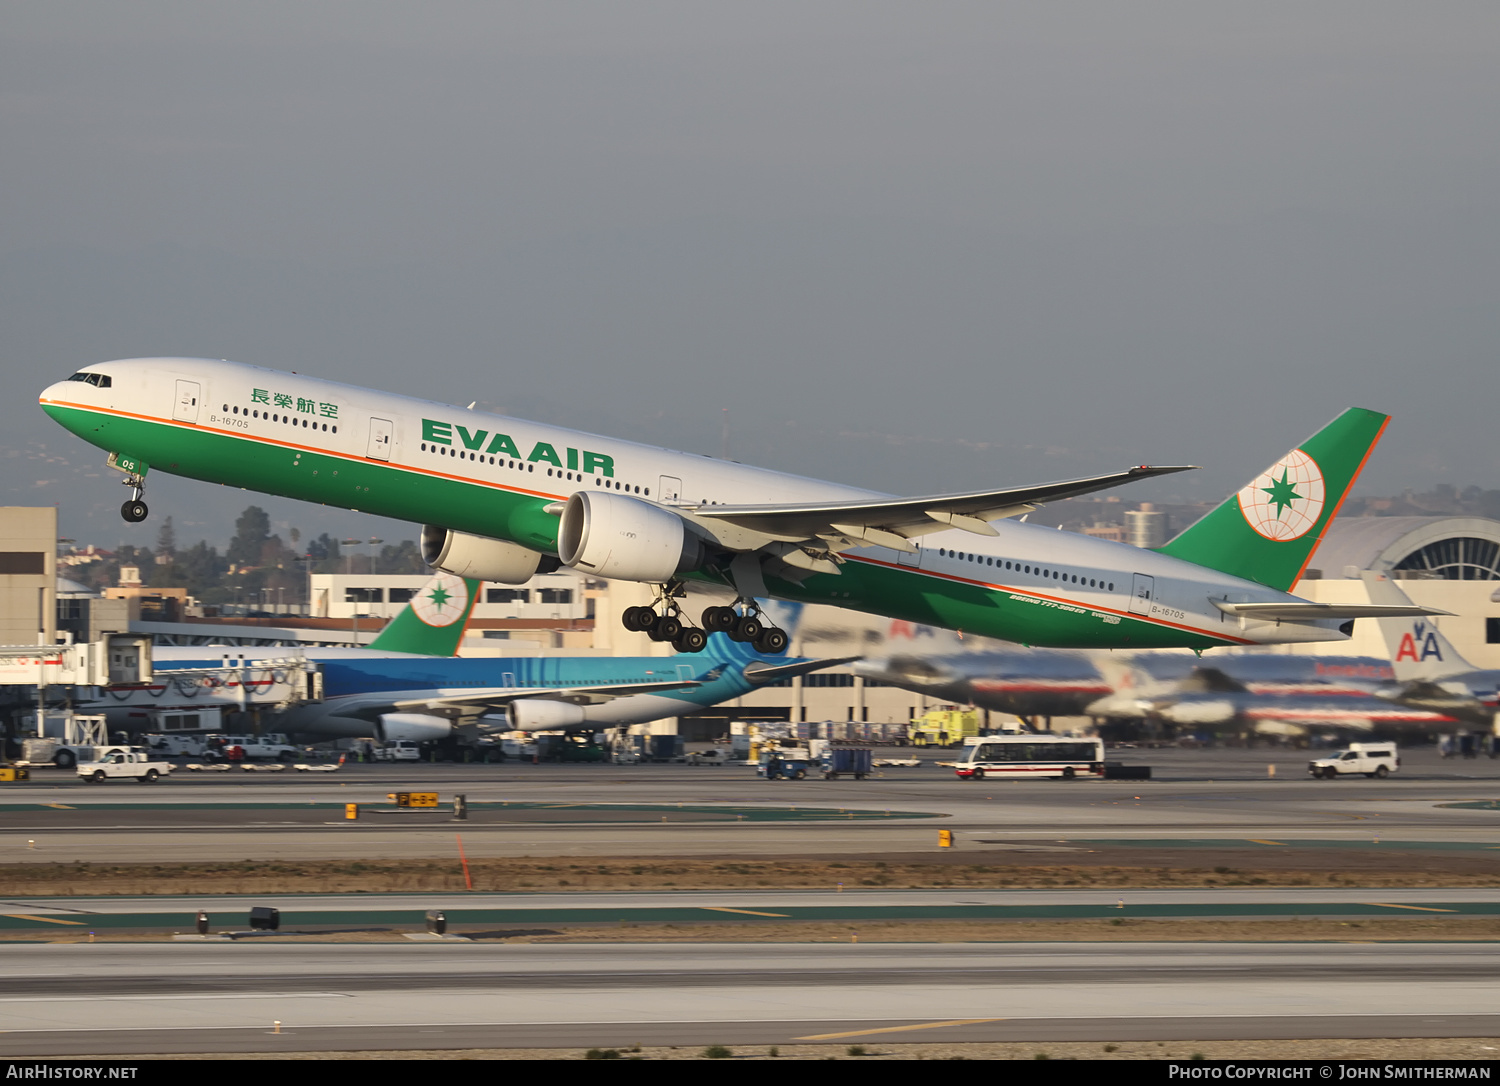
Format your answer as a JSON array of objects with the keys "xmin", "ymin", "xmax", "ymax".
[
  {"xmin": 1365, "ymin": 903, "xmax": 1456, "ymax": 913},
  {"xmin": 3, "ymin": 914, "xmax": 85, "ymax": 925},
  {"xmin": 702, "ymin": 907, "xmax": 790, "ymax": 918},
  {"xmin": 798, "ymin": 1018, "xmax": 1007, "ymax": 1041},
  {"xmin": 1246, "ymin": 839, "xmax": 1287, "ymax": 846},
  {"xmin": 42, "ymin": 803, "xmax": 74, "ymax": 810}
]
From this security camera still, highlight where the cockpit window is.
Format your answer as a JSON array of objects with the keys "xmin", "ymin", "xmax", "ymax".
[{"xmin": 67, "ymin": 372, "xmax": 111, "ymax": 388}]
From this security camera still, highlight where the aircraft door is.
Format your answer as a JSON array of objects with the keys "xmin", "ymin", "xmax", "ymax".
[
  {"xmin": 1128, "ymin": 574, "xmax": 1154, "ymax": 615},
  {"xmin": 172, "ymin": 380, "xmax": 201, "ymax": 423},
  {"xmin": 658, "ymin": 476, "xmax": 682, "ymax": 503},
  {"xmin": 367, "ymin": 417, "xmax": 393, "ymax": 461}
]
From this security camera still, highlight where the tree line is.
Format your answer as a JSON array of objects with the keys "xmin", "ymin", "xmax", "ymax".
[{"xmin": 65, "ymin": 506, "xmax": 425, "ymax": 608}]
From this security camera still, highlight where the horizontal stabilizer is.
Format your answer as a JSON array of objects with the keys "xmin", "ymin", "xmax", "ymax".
[
  {"xmin": 743, "ymin": 655, "xmax": 861, "ymax": 685},
  {"xmin": 1212, "ymin": 601, "xmax": 1451, "ymax": 621}
]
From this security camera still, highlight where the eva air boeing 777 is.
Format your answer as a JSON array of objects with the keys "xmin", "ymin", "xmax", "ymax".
[{"xmin": 40, "ymin": 358, "xmax": 1438, "ymax": 654}]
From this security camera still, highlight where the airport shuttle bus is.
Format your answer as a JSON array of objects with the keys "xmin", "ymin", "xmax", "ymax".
[{"xmin": 954, "ymin": 735, "xmax": 1105, "ymax": 781}]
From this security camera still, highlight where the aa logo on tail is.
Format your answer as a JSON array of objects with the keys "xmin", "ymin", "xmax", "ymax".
[
  {"xmin": 1395, "ymin": 622, "xmax": 1444, "ymax": 663},
  {"xmin": 1237, "ymin": 449, "xmax": 1326, "ymax": 542}
]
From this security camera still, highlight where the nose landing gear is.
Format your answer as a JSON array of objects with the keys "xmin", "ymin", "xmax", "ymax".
[{"xmin": 119, "ymin": 472, "xmax": 148, "ymax": 523}]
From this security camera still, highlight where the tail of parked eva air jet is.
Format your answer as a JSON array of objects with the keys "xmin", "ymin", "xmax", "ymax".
[
  {"xmin": 366, "ymin": 572, "xmax": 482, "ymax": 656},
  {"xmin": 1155, "ymin": 408, "xmax": 1390, "ymax": 592}
]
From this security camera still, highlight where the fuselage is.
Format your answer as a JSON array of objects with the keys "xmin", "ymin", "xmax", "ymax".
[
  {"xmin": 87, "ymin": 640, "xmax": 788, "ymax": 740},
  {"xmin": 41, "ymin": 357, "xmax": 1350, "ymax": 652}
]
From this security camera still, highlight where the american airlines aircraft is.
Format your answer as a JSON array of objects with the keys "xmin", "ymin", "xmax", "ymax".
[{"xmin": 40, "ymin": 358, "xmax": 1437, "ymax": 654}]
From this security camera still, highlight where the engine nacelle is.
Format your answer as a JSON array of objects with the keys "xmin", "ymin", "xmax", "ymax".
[
  {"xmin": 557, "ymin": 491, "xmax": 704, "ymax": 582},
  {"xmin": 377, "ymin": 713, "xmax": 454, "ymax": 743},
  {"xmin": 421, "ymin": 525, "xmax": 542, "ymax": 584},
  {"xmin": 508, "ymin": 699, "xmax": 586, "ymax": 731}
]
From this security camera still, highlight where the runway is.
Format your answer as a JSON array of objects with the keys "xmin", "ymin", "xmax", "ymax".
[
  {"xmin": 1, "ymin": 942, "xmax": 1498, "ymax": 1056},
  {"xmin": 4, "ymin": 887, "xmax": 1500, "ymax": 932},
  {"xmin": 4, "ymin": 747, "xmax": 1498, "ymax": 1056},
  {"xmin": 5, "ymin": 746, "xmax": 1500, "ymax": 863}
]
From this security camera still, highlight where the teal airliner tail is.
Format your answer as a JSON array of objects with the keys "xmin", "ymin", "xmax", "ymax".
[
  {"xmin": 1155, "ymin": 408, "xmax": 1389, "ymax": 592},
  {"xmin": 367, "ymin": 572, "xmax": 482, "ymax": 655}
]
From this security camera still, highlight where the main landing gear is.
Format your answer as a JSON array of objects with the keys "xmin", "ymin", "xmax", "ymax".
[
  {"xmin": 621, "ymin": 588, "xmax": 789, "ymax": 655},
  {"xmin": 119, "ymin": 472, "xmax": 148, "ymax": 523}
]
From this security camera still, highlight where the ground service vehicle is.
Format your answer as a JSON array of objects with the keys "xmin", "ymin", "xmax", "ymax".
[
  {"xmin": 908, "ymin": 708, "xmax": 981, "ymax": 747},
  {"xmin": 77, "ymin": 750, "xmax": 174, "ymax": 783},
  {"xmin": 206, "ymin": 734, "xmax": 301, "ymax": 761},
  {"xmin": 374, "ymin": 740, "xmax": 422, "ymax": 762},
  {"xmin": 1308, "ymin": 743, "xmax": 1399, "ymax": 779},
  {"xmin": 954, "ymin": 735, "xmax": 1105, "ymax": 780}
]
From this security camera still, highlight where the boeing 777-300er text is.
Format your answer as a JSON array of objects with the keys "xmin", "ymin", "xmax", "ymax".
[{"xmin": 40, "ymin": 358, "xmax": 1440, "ymax": 653}]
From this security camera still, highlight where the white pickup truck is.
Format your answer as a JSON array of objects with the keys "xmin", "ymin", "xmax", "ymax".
[
  {"xmin": 206, "ymin": 734, "xmax": 302, "ymax": 762},
  {"xmin": 1308, "ymin": 743, "xmax": 1400, "ymax": 780},
  {"xmin": 77, "ymin": 750, "xmax": 175, "ymax": 783}
]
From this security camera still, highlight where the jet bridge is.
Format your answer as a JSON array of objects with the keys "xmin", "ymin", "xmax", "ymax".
[
  {"xmin": 98, "ymin": 655, "xmax": 325, "ymax": 720},
  {"xmin": 0, "ymin": 635, "xmax": 152, "ymax": 688}
]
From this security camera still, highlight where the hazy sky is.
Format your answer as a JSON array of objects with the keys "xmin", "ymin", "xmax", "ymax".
[{"xmin": 5, "ymin": 3, "xmax": 1498, "ymax": 550}]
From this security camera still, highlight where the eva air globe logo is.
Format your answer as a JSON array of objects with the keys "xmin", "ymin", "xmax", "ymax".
[
  {"xmin": 410, "ymin": 572, "xmax": 469, "ymax": 627},
  {"xmin": 1237, "ymin": 449, "xmax": 1326, "ymax": 542}
]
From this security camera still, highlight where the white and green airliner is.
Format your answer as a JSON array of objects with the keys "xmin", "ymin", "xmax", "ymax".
[{"xmin": 40, "ymin": 358, "xmax": 1437, "ymax": 654}]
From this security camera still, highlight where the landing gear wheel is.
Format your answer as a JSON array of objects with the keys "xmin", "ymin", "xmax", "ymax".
[
  {"xmin": 701, "ymin": 606, "xmax": 738, "ymax": 633},
  {"xmin": 121, "ymin": 499, "xmax": 149, "ymax": 523},
  {"xmin": 652, "ymin": 614, "xmax": 682, "ymax": 643},
  {"xmin": 753, "ymin": 627, "xmax": 789, "ymax": 655},
  {"xmin": 673, "ymin": 627, "xmax": 708, "ymax": 653},
  {"xmin": 622, "ymin": 606, "xmax": 656, "ymax": 632},
  {"xmin": 730, "ymin": 615, "xmax": 763, "ymax": 643}
]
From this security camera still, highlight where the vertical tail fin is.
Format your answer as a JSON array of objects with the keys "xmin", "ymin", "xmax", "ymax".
[
  {"xmin": 1156, "ymin": 407, "xmax": 1389, "ymax": 591},
  {"xmin": 1361, "ymin": 571, "xmax": 1473, "ymax": 680},
  {"xmin": 367, "ymin": 572, "xmax": 482, "ymax": 656}
]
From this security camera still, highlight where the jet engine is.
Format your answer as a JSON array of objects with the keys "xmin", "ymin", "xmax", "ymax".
[
  {"xmin": 557, "ymin": 492, "xmax": 705, "ymax": 583},
  {"xmin": 509, "ymin": 699, "xmax": 586, "ymax": 731},
  {"xmin": 377, "ymin": 712, "xmax": 454, "ymax": 742},
  {"xmin": 422, "ymin": 525, "xmax": 543, "ymax": 584}
]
